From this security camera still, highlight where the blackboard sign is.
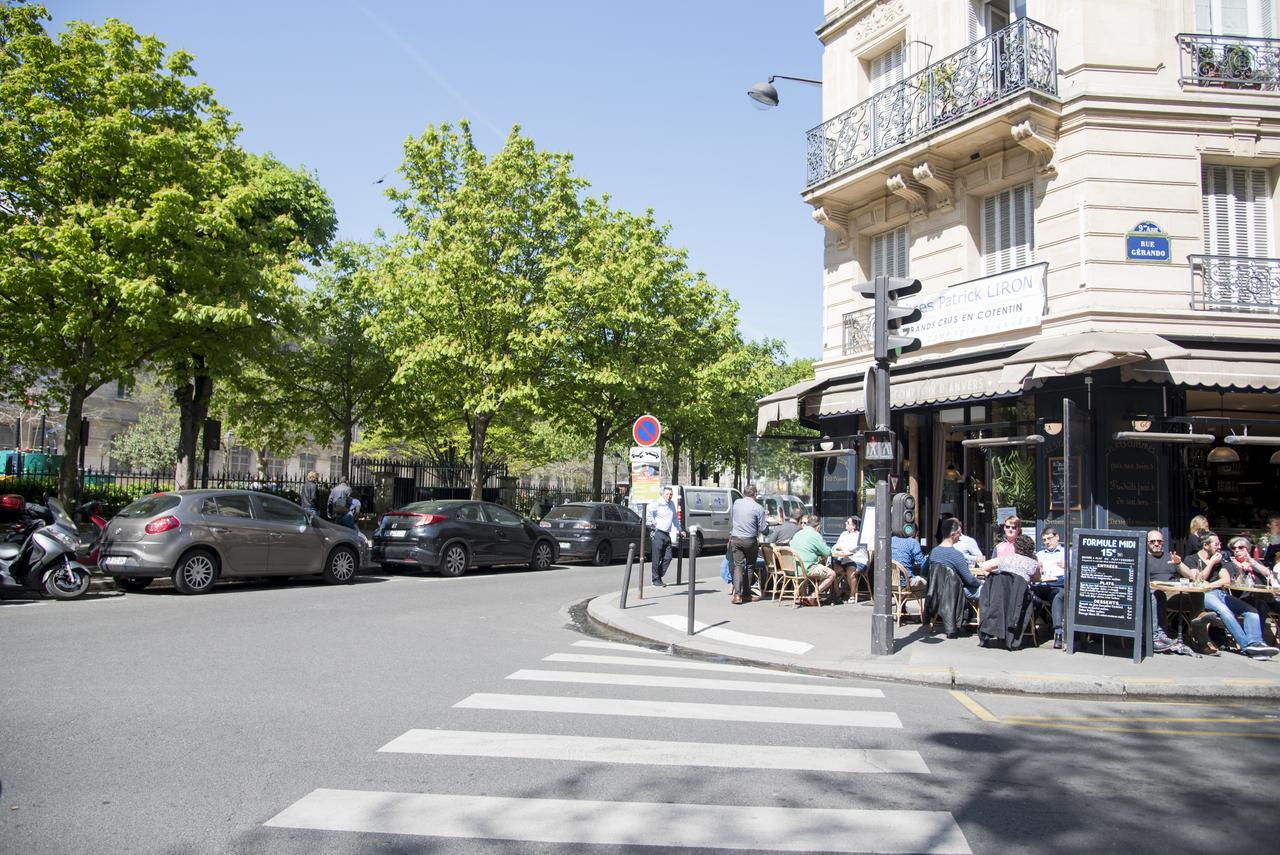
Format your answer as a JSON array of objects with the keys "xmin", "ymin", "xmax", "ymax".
[
  {"xmin": 1049, "ymin": 456, "xmax": 1083, "ymax": 511},
  {"xmin": 1105, "ymin": 444, "xmax": 1158, "ymax": 527},
  {"xmin": 1066, "ymin": 528, "xmax": 1147, "ymax": 663}
]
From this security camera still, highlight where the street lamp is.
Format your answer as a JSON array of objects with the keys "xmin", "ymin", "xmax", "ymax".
[{"xmin": 747, "ymin": 74, "xmax": 821, "ymax": 108}]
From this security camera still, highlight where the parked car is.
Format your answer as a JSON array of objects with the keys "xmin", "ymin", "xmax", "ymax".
[
  {"xmin": 761, "ymin": 493, "xmax": 806, "ymax": 526},
  {"xmin": 660, "ymin": 485, "xmax": 743, "ymax": 554},
  {"xmin": 98, "ymin": 490, "xmax": 369, "ymax": 594},
  {"xmin": 372, "ymin": 499, "xmax": 558, "ymax": 577},
  {"xmin": 538, "ymin": 502, "xmax": 642, "ymax": 565}
]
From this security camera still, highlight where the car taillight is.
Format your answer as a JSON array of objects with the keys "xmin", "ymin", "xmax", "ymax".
[
  {"xmin": 539, "ymin": 521, "xmax": 551, "ymax": 528},
  {"xmin": 573, "ymin": 522, "xmax": 597, "ymax": 530},
  {"xmin": 145, "ymin": 516, "xmax": 181, "ymax": 534},
  {"xmin": 0, "ymin": 494, "xmax": 24, "ymax": 510},
  {"xmin": 387, "ymin": 512, "xmax": 446, "ymax": 526}
]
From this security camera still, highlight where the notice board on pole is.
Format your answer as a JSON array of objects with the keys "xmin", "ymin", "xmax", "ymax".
[{"xmin": 1066, "ymin": 528, "xmax": 1147, "ymax": 663}]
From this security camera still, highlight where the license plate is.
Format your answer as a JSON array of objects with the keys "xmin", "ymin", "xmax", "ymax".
[
  {"xmin": 101, "ymin": 556, "xmax": 127, "ymax": 566},
  {"xmin": 389, "ymin": 530, "xmax": 407, "ymax": 538},
  {"xmin": 559, "ymin": 542, "xmax": 571, "ymax": 549}
]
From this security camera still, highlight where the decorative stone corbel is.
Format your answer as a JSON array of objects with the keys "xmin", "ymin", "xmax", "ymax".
[
  {"xmin": 886, "ymin": 171, "xmax": 928, "ymax": 220},
  {"xmin": 1010, "ymin": 119, "xmax": 1057, "ymax": 177},
  {"xmin": 912, "ymin": 160, "xmax": 954, "ymax": 212},
  {"xmin": 812, "ymin": 205, "xmax": 850, "ymax": 248}
]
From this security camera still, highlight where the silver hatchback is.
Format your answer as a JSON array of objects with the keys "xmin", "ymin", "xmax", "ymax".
[{"xmin": 99, "ymin": 490, "xmax": 369, "ymax": 594}]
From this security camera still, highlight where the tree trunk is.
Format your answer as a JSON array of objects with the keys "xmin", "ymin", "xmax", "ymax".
[
  {"xmin": 341, "ymin": 421, "xmax": 353, "ymax": 480},
  {"xmin": 590, "ymin": 417, "xmax": 608, "ymax": 502},
  {"xmin": 173, "ymin": 362, "xmax": 212, "ymax": 491},
  {"xmin": 733, "ymin": 448, "xmax": 741, "ymax": 489},
  {"xmin": 689, "ymin": 446, "xmax": 697, "ymax": 486},
  {"xmin": 668, "ymin": 437, "xmax": 681, "ymax": 485},
  {"xmin": 57, "ymin": 385, "xmax": 89, "ymax": 504},
  {"xmin": 469, "ymin": 412, "xmax": 490, "ymax": 500}
]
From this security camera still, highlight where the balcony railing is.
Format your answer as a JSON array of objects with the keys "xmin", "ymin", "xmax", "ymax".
[
  {"xmin": 842, "ymin": 307, "xmax": 873, "ymax": 355},
  {"xmin": 1188, "ymin": 254, "xmax": 1280, "ymax": 312},
  {"xmin": 806, "ymin": 18, "xmax": 1058, "ymax": 187},
  {"xmin": 1177, "ymin": 33, "xmax": 1280, "ymax": 90}
]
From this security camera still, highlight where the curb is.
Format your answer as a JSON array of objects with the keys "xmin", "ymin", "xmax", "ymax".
[{"xmin": 584, "ymin": 595, "xmax": 1280, "ymax": 701}]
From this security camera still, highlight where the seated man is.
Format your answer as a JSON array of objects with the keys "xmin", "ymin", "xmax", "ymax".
[
  {"xmin": 929, "ymin": 518, "xmax": 982, "ymax": 599},
  {"xmin": 765, "ymin": 508, "xmax": 804, "ymax": 546},
  {"xmin": 1184, "ymin": 532, "xmax": 1277, "ymax": 658},
  {"xmin": 789, "ymin": 515, "xmax": 837, "ymax": 607},
  {"xmin": 891, "ymin": 530, "xmax": 927, "ymax": 589},
  {"xmin": 1144, "ymin": 529, "xmax": 1191, "ymax": 652},
  {"xmin": 1031, "ymin": 526, "xmax": 1068, "ymax": 649}
]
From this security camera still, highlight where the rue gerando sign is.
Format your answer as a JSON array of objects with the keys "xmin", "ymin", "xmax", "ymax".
[{"xmin": 898, "ymin": 262, "xmax": 1048, "ymax": 348}]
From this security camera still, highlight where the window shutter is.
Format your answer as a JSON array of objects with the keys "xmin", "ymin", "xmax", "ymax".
[
  {"xmin": 871, "ymin": 41, "xmax": 905, "ymax": 93},
  {"xmin": 1248, "ymin": 168, "xmax": 1272, "ymax": 257},
  {"xmin": 968, "ymin": 0, "xmax": 981, "ymax": 41},
  {"xmin": 1201, "ymin": 164, "xmax": 1273, "ymax": 257},
  {"xmin": 894, "ymin": 227, "xmax": 909, "ymax": 277},
  {"xmin": 871, "ymin": 227, "xmax": 910, "ymax": 279},
  {"xmin": 1262, "ymin": 0, "xmax": 1275, "ymax": 40},
  {"xmin": 982, "ymin": 184, "xmax": 1034, "ymax": 274},
  {"xmin": 982, "ymin": 194, "xmax": 998, "ymax": 275},
  {"xmin": 872, "ymin": 232, "xmax": 886, "ymax": 279},
  {"xmin": 1012, "ymin": 183, "xmax": 1032, "ymax": 267},
  {"xmin": 1195, "ymin": 0, "xmax": 1212, "ymax": 31}
]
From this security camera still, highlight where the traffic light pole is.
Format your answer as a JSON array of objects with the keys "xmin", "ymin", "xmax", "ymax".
[{"xmin": 870, "ymin": 357, "xmax": 894, "ymax": 657}]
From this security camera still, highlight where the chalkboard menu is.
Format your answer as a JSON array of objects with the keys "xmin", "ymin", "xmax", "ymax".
[
  {"xmin": 1048, "ymin": 456, "xmax": 1082, "ymax": 511},
  {"xmin": 1105, "ymin": 443, "xmax": 1158, "ymax": 527},
  {"xmin": 1066, "ymin": 528, "xmax": 1147, "ymax": 663}
]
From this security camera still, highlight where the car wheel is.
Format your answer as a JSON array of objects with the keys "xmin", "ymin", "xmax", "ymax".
[
  {"xmin": 172, "ymin": 549, "xmax": 217, "ymax": 595},
  {"xmin": 593, "ymin": 541, "xmax": 612, "ymax": 567},
  {"xmin": 531, "ymin": 540, "xmax": 554, "ymax": 571},
  {"xmin": 115, "ymin": 577, "xmax": 152, "ymax": 593},
  {"xmin": 439, "ymin": 543, "xmax": 469, "ymax": 577},
  {"xmin": 323, "ymin": 546, "xmax": 358, "ymax": 585}
]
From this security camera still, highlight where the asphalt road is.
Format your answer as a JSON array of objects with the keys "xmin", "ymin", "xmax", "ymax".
[{"xmin": 2, "ymin": 560, "xmax": 1279, "ymax": 854}]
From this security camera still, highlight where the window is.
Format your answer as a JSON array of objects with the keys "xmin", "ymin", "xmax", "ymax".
[
  {"xmin": 1196, "ymin": 0, "xmax": 1274, "ymax": 36},
  {"xmin": 600, "ymin": 504, "xmax": 621, "ymax": 522},
  {"xmin": 204, "ymin": 494, "xmax": 253, "ymax": 519},
  {"xmin": 869, "ymin": 41, "xmax": 905, "ymax": 93},
  {"xmin": 981, "ymin": 183, "xmax": 1034, "ymax": 275},
  {"xmin": 297, "ymin": 452, "xmax": 317, "ymax": 477},
  {"xmin": 968, "ymin": 0, "xmax": 1017, "ymax": 40},
  {"xmin": 328, "ymin": 457, "xmax": 342, "ymax": 481},
  {"xmin": 1201, "ymin": 165, "xmax": 1273, "ymax": 257},
  {"xmin": 871, "ymin": 226, "xmax": 909, "ymax": 278},
  {"xmin": 115, "ymin": 380, "xmax": 132, "ymax": 400},
  {"xmin": 869, "ymin": 41, "xmax": 906, "ymax": 151},
  {"xmin": 485, "ymin": 504, "xmax": 523, "ymax": 526},
  {"xmin": 226, "ymin": 446, "xmax": 252, "ymax": 477},
  {"xmin": 257, "ymin": 494, "xmax": 305, "ymax": 525},
  {"xmin": 456, "ymin": 504, "xmax": 482, "ymax": 522},
  {"xmin": 621, "ymin": 507, "xmax": 641, "ymax": 524}
]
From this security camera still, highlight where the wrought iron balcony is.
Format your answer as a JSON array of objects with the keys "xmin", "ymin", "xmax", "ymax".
[
  {"xmin": 1177, "ymin": 33, "xmax": 1280, "ymax": 90},
  {"xmin": 1188, "ymin": 254, "xmax": 1280, "ymax": 312},
  {"xmin": 806, "ymin": 18, "xmax": 1058, "ymax": 188},
  {"xmin": 842, "ymin": 307, "xmax": 873, "ymax": 355}
]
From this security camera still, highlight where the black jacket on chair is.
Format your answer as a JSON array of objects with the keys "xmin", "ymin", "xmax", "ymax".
[
  {"xmin": 977, "ymin": 572, "xmax": 1033, "ymax": 649},
  {"xmin": 926, "ymin": 561, "xmax": 968, "ymax": 635}
]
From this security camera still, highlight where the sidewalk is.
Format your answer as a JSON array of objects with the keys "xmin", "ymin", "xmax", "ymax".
[{"xmin": 586, "ymin": 577, "xmax": 1280, "ymax": 700}]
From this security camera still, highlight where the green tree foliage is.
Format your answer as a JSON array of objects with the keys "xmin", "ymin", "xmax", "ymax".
[
  {"xmin": 753, "ymin": 357, "xmax": 819, "ymax": 491},
  {"xmin": 214, "ymin": 241, "xmax": 390, "ymax": 479},
  {"xmin": 370, "ymin": 122, "xmax": 584, "ymax": 499},
  {"xmin": 107, "ymin": 379, "xmax": 179, "ymax": 471}
]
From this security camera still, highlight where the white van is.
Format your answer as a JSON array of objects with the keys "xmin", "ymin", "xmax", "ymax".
[
  {"xmin": 761, "ymin": 493, "xmax": 805, "ymax": 526},
  {"xmin": 655, "ymin": 485, "xmax": 743, "ymax": 554}
]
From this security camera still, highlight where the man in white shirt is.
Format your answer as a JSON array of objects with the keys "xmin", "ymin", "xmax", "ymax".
[{"xmin": 645, "ymin": 487, "xmax": 683, "ymax": 587}]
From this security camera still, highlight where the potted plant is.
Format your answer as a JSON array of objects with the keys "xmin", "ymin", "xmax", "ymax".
[
  {"xmin": 1224, "ymin": 43, "xmax": 1260, "ymax": 87},
  {"xmin": 1197, "ymin": 44, "xmax": 1219, "ymax": 80}
]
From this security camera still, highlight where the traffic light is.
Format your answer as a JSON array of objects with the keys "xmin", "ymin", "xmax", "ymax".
[
  {"xmin": 855, "ymin": 275, "xmax": 923, "ymax": 362},
  {"xmin": 891, "ymin": 492, "xmax": 916, "ymax": 538}
]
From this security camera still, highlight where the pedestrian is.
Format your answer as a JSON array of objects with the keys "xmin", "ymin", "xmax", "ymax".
[
  {"xmin": 299, "ymin": 471, "xmax": 319, "ymax": 522},
  {"xmin": 332, "ymin": 500, "xmax": 357, "ymax": 531},
  {"xmin": 645, "ymin": 486, "xmax": 682, "ymax": 587},
  {"xmin": 727, "ymin": 485, "xmax": 768, "ymax": 604},
  {"xmin": 328, "ymin": 475, "xmax": 352, "ymax": 519}
]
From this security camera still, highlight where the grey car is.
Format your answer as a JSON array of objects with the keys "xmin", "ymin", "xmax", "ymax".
[
  {"xmin": 538, "ymin": 502, "xmax": 642, "ymax": 565},
  {"xmin": 99, "ymin": 490, "xmax": 369, "ymax": 594}
]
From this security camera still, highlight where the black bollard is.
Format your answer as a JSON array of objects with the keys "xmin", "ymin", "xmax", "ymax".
[
  {"xmin": 638, "ymin": 521, "xmax": 647, "ymax": 599},
  {"xmin": 686, "ymin": 533, "xmax": 698, "ymax": 635},
  {"xmin": 675, "ymin": 531, "xmax": 684, "ymax": 585},
  {"xmin": 619, "ymin": 543, "xmax": 636, "ymax": 609}
]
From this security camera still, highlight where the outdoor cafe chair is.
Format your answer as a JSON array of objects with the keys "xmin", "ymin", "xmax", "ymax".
[
  {"xmin": 772, "ymin": 546, "xmax": 817, "ymax": 608},
  {"xmin": 891, "ymin": 560, "xmax": 925, "ymax": 626}
]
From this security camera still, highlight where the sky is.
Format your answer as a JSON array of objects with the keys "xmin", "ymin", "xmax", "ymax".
[{"xmin": 52, "ymin": 1, "xmax": 828, "ymax": 360}]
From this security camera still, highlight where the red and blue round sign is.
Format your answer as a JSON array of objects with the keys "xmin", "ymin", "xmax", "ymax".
[{"xmin": 632, "ymin": 414, "xmax": 661, "ymax": 447}]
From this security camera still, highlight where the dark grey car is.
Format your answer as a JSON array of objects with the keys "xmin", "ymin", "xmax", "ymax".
[
  {"xmin": 99, "ymin": 490, "xmax": 370, "ymax": 594},
  {"xmin": 538, "ymin": 502, "xmax": 642, "ymax": 565},
  {"xmin": 372, "ymin": 499, "xmax": 558, "ymax": 577}
]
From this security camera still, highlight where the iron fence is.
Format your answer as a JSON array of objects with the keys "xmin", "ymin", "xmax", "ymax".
[
  {"xmin": 1177, "ymin": 32, "xmax": 1280, "ymax": 90},
  {"xmin": 842, "ymin": 306, "xmax": 874, "ymax": 356},
  {"xmin": 1188, "ymin": 254, "xmax": 1280, "ymax": 312},
  {"xmin": 805, "ymin": 18, "xmax": 1058, "ymax": 187}
]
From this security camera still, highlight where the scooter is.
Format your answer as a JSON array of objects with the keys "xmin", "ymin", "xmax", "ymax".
[{"xmin": 0, "ymin": 496, "xmax": 92, "ymax": 600}]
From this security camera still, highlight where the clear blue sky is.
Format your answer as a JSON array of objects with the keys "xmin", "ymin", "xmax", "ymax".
[{"xmin": 54, "ymin": 1, "xmax": 826, "ymax": 360}]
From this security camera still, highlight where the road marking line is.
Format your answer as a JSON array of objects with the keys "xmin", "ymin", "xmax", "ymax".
[
  {"xmin": 378, "ymin": 729, "xmax": 928, "ymax": 774},
  {"xmin": 999, "ymin": 720, "xmax": 1280, "ymax": 739},
  {"xmin": 265, "ymin": 789, "xmax": 970, "ymax": 853},
  {"xmin": 648, "ymin": 614, "xmax": 814, "ymax": 655},
  {"xmin": 949, "ymin": 691, "xmax": 999, "ymax": 722},
  {"xmin": 1122, "ymin": 677, "xmax": 1176, "ymax": 684},
  {"xmin": 1223, "ymin": 678, "xmax": 1279, "ymax": 685},
  {"xmin": 1002, "ymin": 715, "xmax": 1279, "ymax": 724},
  {"xmin": 506, "ymin": 669, "xmax": 885, "ymax": 698},
  {"xmin": 544, "ymin": 652, "xmax": 821, "ymax": 679},
  {"xmin": 570, "ymin": 640, "xmax": 669, "ymax": 655},
  {"xmin": 455, "ymin": 693, "xmax": 903, "ymax": 729},
  {"xmin": 904, "ymin": 666, "xmax": 952, "ymax": 673}
]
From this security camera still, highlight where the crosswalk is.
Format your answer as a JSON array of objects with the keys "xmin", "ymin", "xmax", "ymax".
[{"xmin": 264, "ymin": 638, "xmax": 973, "ymax": 853}]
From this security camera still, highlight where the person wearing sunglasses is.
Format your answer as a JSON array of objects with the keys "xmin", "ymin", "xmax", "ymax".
[
  {"xmin": 1225, "ymin": 535, "xmax": 1277, "ymax": 643},
  {"xmin": 1185, "ymin": 533, "xmax": 1276, "ymax": 658},
  {"xmin": 989, "ymin": 515, "xmax": 1021, "ymax": 559},
  {"xmin": 1145, "ymin": 531, "xmax": 1191, "ymax": 654}
]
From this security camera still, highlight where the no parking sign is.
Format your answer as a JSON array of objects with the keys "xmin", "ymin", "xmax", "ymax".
[{"xmin": 632, "ymin": 415, "xmax": 661, "ymax": 447}]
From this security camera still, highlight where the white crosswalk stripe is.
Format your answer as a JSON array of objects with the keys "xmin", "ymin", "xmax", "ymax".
[{"xmin": 265, "ymin": 640, "xmax": 968, "ymax": 853}]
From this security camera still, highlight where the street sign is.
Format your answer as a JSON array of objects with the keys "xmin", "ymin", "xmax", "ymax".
[
  {"xmin": 633, "ymin": 414, "xmax": 661, "ymax": 447},
  {"xmin": 629, "ymin": 446, "xmax": 660, "ymax": 466},
  {"xmin": 630, "ymin": 445, "xmax": 662, "ymax": 504},
  {"xmin": 863, "ymin": 430, "xmax": 895, "ymax": 462}
]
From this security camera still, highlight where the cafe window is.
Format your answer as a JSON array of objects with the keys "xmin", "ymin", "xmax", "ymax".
[
  {"xmin": 1201, "ymin": 164, "xmax": 1272, "ymax": 258},
  {"xmin": 871, "ymin": 226, "xmax": 909, "ymax": 279},
  {"xmin": 981, "ymin": 183, "xmax": 1034, "ymax": 275}
]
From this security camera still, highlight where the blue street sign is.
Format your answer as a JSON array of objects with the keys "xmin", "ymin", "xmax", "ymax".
[{"xmin": 1125, "ymin": 221, "xmax": 1170, "ymax": 262}]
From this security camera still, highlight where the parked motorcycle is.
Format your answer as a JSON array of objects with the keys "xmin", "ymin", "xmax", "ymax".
[
  {"xmin": 1, "ymin": 493, "xmax": 52, "ymax": 544},
  {"xmin": 0, "ymin": 496, "xmax": 92, "ymax": 599}
]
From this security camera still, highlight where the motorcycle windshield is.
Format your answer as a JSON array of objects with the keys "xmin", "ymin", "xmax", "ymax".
[{"xmin": 46, "ymin": 498, "xmax": 77, "ymax": 532}]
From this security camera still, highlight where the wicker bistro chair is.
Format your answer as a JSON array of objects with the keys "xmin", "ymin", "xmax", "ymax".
[
  {"xmin": 759, "ymin": 544, "xmax": 780, "ymax": 598},
  {"xmin": 891, "ymin": 560, "xmax": 926, "ymax": 627},
  {"xmin": 772, "ymin": 545, "xmax": 819, "ymax": 608}
]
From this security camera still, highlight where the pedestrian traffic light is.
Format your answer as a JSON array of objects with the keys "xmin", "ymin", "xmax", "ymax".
[
  {"xmin": 891, "ymin": 492, "xmax": 916, "ymax": 538},
  {"xmin": 854, "ymin": 275, "xmax": 923, "ymax": 362}
]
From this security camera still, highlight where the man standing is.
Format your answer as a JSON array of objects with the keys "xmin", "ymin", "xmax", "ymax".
[
  {"xmin": 645, "ymin": 486, "xmax": 682, "ymax": 587},
  {"xmin": 327, "ymin": 475, "xmax": 352, "ymax": 519},
  {"xmin": 299, "ymin": 471, "xmax": 319, "ymax": 522},
  {"xmin": 728, "ymin": 485, "xmax": 768, "ymax": 604}
]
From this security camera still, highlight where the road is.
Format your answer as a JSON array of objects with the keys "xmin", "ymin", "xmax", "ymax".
[{"xmin": 2, "ymin": 560, "xmax": 1278, "ymax": 854}]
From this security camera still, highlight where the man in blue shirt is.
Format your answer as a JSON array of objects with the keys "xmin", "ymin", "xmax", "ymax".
[
  {"xmin": 727, "ymin": 485, "xmax": 768, "ymax": 604},
  {"xmin": 645, "ymin": 487, "xmax": 682, "ymax": 587},
  {"xmin": 892, "ymin": 533, "xmax": 927, "ymax": 588}
]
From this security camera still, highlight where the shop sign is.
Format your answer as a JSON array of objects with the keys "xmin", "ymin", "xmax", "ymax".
[
  {"xmin": 1125, "ymin": 221, "xmax": 1170, "ymax": 262},
  {"xmin": 898, "ymin": 263, "xmax": 1047, "ymax": 348}
]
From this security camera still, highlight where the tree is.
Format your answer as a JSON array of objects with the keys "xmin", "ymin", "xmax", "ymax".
[
  {"xmin": 107, "ymin": 379, "xmax": 180, "ymax": 471},
  {"xmin": 370, "ymin": 122, "xmax": 584, "ymax": 499},
  {"xmin": 753, "ymin": 356, "xmax": 818, "ymax": 492},
  {"xmin": 0, "ymin": 5, "xmax": 220, "ymax": 499},
  {"xmin": 540, "ymin": 198, "xmax": 695, "ymax": 500}
]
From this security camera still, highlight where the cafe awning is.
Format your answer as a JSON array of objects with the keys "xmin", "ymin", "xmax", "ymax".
[
  {"xmin": 755, "ymin": 376, "xmax": 828, "ymax": 434},
  {"xmin": 1120, "ymin": 347, "xmax": 1280, "ymax": 391},
  {"xmin": 818, "ymin": 355, "xmax": 1025, "ymax": 416},
  {"xmin": 998, "ymin": 332, "xmax": 1188, "ymax": 384}
]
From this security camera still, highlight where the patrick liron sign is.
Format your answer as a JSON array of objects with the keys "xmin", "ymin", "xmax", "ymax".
[{"xmin": 899, "ymin": 263, "xmax": 1047, "ymax": 348}]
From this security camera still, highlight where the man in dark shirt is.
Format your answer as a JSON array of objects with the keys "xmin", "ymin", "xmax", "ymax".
[
  {"xmin": 1145, "ymin": 530, "xmax": 1187, "ymax": 652},
  {"xmin": 765, "ymin": 509, "xmax": 803, "ymax": 546}
]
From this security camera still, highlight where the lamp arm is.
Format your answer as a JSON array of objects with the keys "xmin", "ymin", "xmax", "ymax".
[{"xmin": 767, "ymin": 75, "xmax": 822, "ymax": 86}]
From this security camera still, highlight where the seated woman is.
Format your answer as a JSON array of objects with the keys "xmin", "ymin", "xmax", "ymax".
[{"xmin": 831, "ymin": 516, "xmax": 869, "ymax": 599}]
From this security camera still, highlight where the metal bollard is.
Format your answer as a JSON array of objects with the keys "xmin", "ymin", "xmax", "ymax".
[
  {"xmin": 675, "ymin": 532, "xmax": 684, "ymax": 585},
  {"xmin": 638, "ymin": 524, "xmax": 647, "ymax": 599},
  {"xmin": 686, "ymin": 533, "xmax": 699, "ymax": 635},
  {"xmin": 619, "ymin": 543, "xmax": 636, "ymax": 609}
]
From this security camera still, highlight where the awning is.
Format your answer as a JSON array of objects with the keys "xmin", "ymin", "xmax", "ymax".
[
  {"xmin": 1121, "ymin": 348, "xmax": 1280, "ymax": 391},
  {"xmin": 818, "ymin": 355, "xmax": 1026, "ymax": 416},
  {"xmin": 998, "ymin": 333, "xmax": 1188, "ymax": 384},
  {"xmin": 755, "ymin": 376, "xmax": 828, "ymax": 434}
]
